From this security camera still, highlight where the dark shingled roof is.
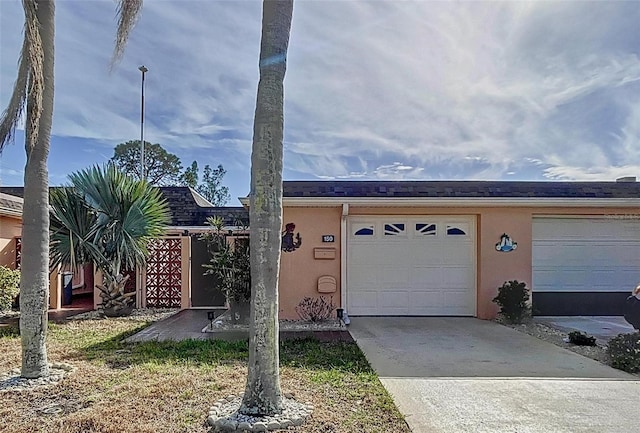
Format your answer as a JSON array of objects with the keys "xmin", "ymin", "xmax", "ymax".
[
  {"xmin": 0, "ymin": 187, "xmax": 25, "ymax": 199},
  {"xmin": 0, "ymin": 186, "xmax": 248, "ymax": 227},
  {"xmin": 159, "ymin": 187, "xmax": 248, "ymax": 227},
  {"xmin": 282, "ymin": 180, "xmax": 640, "ymax": 199},
  {"xmin": 4, "ymin": 180, "xmax": 639, "ymax": 224}
]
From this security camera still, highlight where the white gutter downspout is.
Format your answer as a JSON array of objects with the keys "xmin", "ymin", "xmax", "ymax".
[{"xmin": 341, "ymin": 203, "xmax": 349, "ymax": 321}]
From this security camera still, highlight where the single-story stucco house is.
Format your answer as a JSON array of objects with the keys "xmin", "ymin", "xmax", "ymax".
[
  {"xmin": 3, "ymin": 180, "xmax": 640, "ymax": 319},
  {"xmin": 273, "ymin": 179, "xmax": 640, "ymax": 319}
]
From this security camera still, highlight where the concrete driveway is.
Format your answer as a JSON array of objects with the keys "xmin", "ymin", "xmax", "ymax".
[{"xmin": 349, "ymin": 317, "xmax": 638, "ymax": 433}]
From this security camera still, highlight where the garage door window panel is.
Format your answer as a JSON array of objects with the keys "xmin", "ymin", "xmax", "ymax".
[
  {"xmin": 415, "ymin": 223, "xmax": 437, "ymax": 236},
  {"xmin": 446, "ymin": 223, "xmax": 469, "ymax": 236},
  {"xmin": 384, "ymin": 223, "xmax": 406, "ymax": 236},
  {"xmin": 353, "ymin": 223, "xmax": 375, "ymax": 237}
]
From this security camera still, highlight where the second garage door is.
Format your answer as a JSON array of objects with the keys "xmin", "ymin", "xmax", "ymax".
[
  {"xmin": 532, "ymin": 217, "xmax": 640, "ymax": 315},
  {"xmin": 347, "ymin": 216, "xmax": 476, "ymax": 316}
]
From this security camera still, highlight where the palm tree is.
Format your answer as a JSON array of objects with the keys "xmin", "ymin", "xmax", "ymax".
[
  {"xmin": 0, "ymin": 0, "xmax": 55, "ymax": 379},
  {"xmin": 0, "ymin": 0, "xmax": 142, "ymax": 378},
  {"xmin": 50, "ymin": 164, "xmax": 170, "ymax": 315},
  {"xmin": 239, "ymin": 0, "xmax": 294, "ymax": 416}
]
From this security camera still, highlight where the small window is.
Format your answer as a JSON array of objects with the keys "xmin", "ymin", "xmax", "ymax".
[
  {"xmin": 446, "ymin": 223, "xmax": 468, "ymax": 236},
  {"xmin": 353, "ymin": 224, "xmax": 375, "ymax": 236},
  {"xmin": 384, "ymin": 223, "xmax": 405, "ymax": 236},
  {"xmin": 416, "ymin": 223, "xmax": 437, "ymax": 236}
]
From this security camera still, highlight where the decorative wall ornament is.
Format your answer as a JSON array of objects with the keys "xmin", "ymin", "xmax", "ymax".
[
  {"xmin": 495, "ymin": 233, "xmax": 517, "ymax": 252},
  {"xmin": 282, "ymin": 222, "xmax": 302, "ymax": 252}
]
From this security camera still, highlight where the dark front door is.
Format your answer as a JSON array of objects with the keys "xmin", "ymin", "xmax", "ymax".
[{"xmin": 191, "ymin": 236, "xmax": 226, "ymax": 307}]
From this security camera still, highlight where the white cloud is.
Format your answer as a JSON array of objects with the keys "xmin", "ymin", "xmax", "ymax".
[
  {"xmin": 1, "ymin": 0, "xmax": 640, "ymax": 198},
  {"xmin": 543, "ymin": 165, "xmax": 640, "ymax": 181}
]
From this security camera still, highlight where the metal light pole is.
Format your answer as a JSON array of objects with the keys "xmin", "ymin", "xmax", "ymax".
[{"xmin": 138, "ymin": 65, "xmax": 148, "ymax": 181}]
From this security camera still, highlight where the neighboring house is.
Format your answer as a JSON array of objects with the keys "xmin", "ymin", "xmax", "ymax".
[
  {"xmin": 0, "ymin": 186, "xmax": 248, "ymax": 311},
  {"xmin": 273, "ymin": 179, "xmax": 640, "ymax": 319},
  {"xmin": 0, "ymin": 192, "xmax": 22, "ymax": 269}
]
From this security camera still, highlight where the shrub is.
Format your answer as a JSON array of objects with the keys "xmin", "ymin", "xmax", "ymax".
[
  {"xmin": 568, "ymin": 331, "xmax": 597, "ymax": 346},
  {"xmin": 492, "ymin": 280, "xmax": 530, "ymax": 324},
  {"xmin": 607, "ymin": 332, "xmax": 640, "ymax": 373},
  {"xmin": 296, "ymin": 296, "xmax": 335, "ymax": 322},
  {"xmin": 201, "ymin": 217, "xmax": 251, "ymax": 305},
  {"xmin": 0, "ymin": 266, "xmax": 20, "ymax": 311}
]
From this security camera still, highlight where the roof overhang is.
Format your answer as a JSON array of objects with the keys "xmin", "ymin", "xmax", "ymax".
[
  {"xmin": 0, "ymin": 208, "xmax": 22, "ymax": 218},
  {"xmin": 0, "ymin": 193, "xmax": 24, "ymax": 218},
  {"xmin": 276, "ymin": 197, "xmax": 640, "ymax": 208}
]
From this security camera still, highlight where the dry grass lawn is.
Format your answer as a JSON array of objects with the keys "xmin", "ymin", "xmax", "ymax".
[{"xmin": 0, "ymin": 319, "xmax": 409, "ymax": 433}]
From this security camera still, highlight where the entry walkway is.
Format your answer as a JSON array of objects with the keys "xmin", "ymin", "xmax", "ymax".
[
  {"xmin": 124, "ymin": 309, "xmax": 353, "ymax": 343},
  {"xmin": 125, "ymin": 309, "xmax": 220, "ymax": 343},
  {"xmin": 349, "ymin": 317, "xmax": 638, "ymax": 433}
]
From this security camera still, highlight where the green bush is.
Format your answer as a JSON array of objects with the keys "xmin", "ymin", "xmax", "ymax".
[
  {"xmin": 492, "ymin": 280, "xmax": 530, "ymax": 324},
  {"xmin": 0, "ymin": 266, "xmax": 20, "ymax": 311},
  {"xmin": 568, "ymin": 331, "xmax": 597, "ymax": 346},
  {"xmin": 607, "ymin": 332, "xmax": 640, "ymax": 373},
  {"xmin": 201, "ymin": 217, "xmax": 251, "ymax": 305}
]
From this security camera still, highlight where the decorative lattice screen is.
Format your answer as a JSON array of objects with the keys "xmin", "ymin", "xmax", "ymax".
[
  {"xmin": 145, "ymin": 238, "xmax": 182, "ymax": 307},
  {"xmin": 15, "ymin": 237, "xmax": 21, "ymax": 269}
]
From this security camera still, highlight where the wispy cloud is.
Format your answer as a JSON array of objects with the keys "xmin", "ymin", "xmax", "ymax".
[{"xmin": 1, "ymin": 1, "xmax": 639, "ymax": 199}]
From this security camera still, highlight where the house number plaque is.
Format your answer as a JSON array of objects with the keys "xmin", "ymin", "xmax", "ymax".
[{"xmin": 322, "ymin": 235, "xmax": 335, "ymax": 243}]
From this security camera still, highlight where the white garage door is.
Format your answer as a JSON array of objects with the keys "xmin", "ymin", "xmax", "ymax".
[
  {"xmin": 347, "ymin": 216, "xmax": 476, "ymax": 316},
  {"xmin": 533, "ymin": 217, "xmax": 640, "ymax": 293}
]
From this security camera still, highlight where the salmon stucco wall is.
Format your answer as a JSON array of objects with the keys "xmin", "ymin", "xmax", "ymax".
[
  {"xmin": 280, "ymin": 204, "xmax": 640, "ymax": 321},
  {"xmin": 279, "ymin": 207, "xmax": 342, "ymax": 320},
  {"xmin": 0, "ymin": 215, "xmax": 21, "ymax": 268},
  {"xmin": 477, "ymin": 209, "xmax": 532, "ymax": 319}
]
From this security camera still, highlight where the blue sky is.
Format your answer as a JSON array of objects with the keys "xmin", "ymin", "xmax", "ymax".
[{"xmin": 1, "ymin": 1, "xmax": 639, "ymax": 205}]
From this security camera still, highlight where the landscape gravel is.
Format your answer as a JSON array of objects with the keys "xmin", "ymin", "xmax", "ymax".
[
  {"xmin": 70, "ymin": 307, "xmax": 179, "ymax": 322},
  {"xmin": 0, "ymin": 362, "xmax": 75, "ymax": 392},
  {"xmin": 502, "ymin": 320, "xmax": 612, "ymax": 366},
  {"xmin": 207, "ymin": 393, "xmax": 313, "ymax": 432},
  {"xmin": 206, "ymin": 312, "xmax": 345, "ymax": 333}
]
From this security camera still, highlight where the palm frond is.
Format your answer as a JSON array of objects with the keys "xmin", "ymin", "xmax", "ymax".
[
  {"xmin": 110, "ymin": 0, "xmax": 143, "ymax": 68},
  {"xmin": 64, "ymin": 163, "xmax": 169, "ymax": 274},
  {"xmin": 0, "ymin": 0, "xmax": 45, "ymax": 153},
  {"xmin": 0, "ymin": 35, "xmax": 29, "ymax": 151},
  {"xmin": 50, "ymin": 187, "xmax": 101, "ymax": 271},
  {"xmin": 23, "ymin": 0, "xmax": 45, "ymax": 154}
]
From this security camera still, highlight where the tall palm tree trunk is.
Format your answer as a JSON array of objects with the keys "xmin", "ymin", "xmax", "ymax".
[
  {"xmin": 240, "ymin": 0, "xmax": 293, "ymax": 416},
  {"xmin": 20, "ymin": 0, "xmax": 55, "ymax": 379}
]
